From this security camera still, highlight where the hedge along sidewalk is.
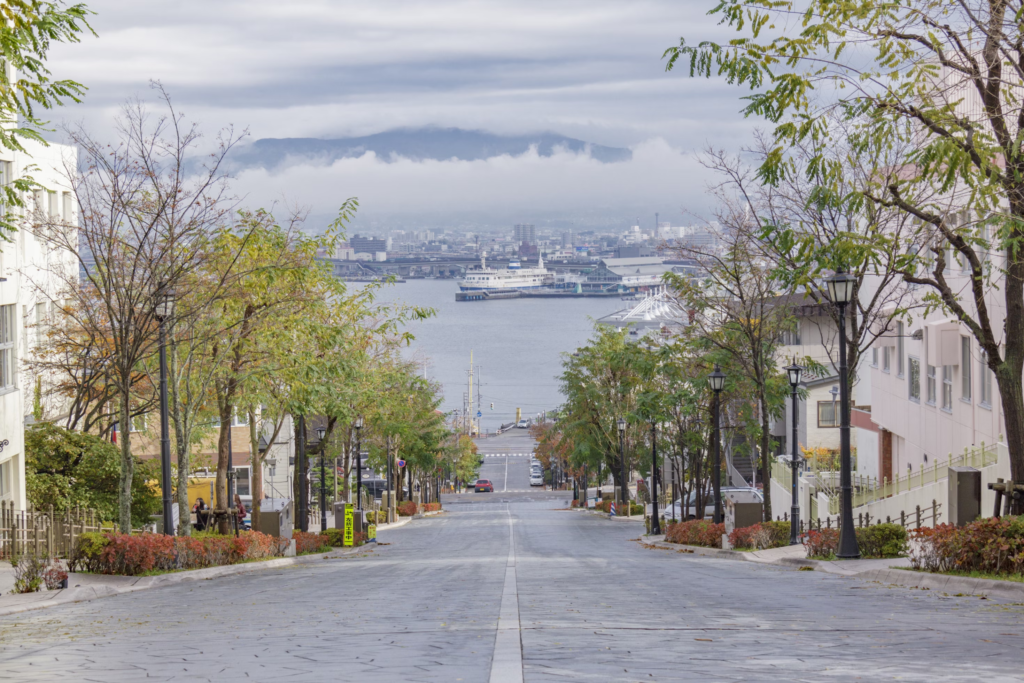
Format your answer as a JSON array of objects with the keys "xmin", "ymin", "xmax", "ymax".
[
  {"xmin": 0, "ymin": 543, "xmax": 369, "ymax": 619},
  {"xmin": 642, "ymin": 536, "xmax": 1024, "ymax": 600}
]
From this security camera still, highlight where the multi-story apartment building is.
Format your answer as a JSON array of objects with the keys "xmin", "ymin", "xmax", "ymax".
[{"xmin": 0, "ymin": 140, "xmax": 78, "ymax": 510}]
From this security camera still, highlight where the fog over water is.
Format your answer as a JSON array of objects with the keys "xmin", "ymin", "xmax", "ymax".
[{"xmin": 367, "ymin": 279, "xmax": 624, "ymax": 432}]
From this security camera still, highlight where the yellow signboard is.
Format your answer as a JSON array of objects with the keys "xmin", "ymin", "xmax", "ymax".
[
  {"xmin": 343, "ymin": 506, "xmax": 354, "ymax": 546},
  {"xmin": 368, "ymin": 524, "xmax": 376, "ymax": 543}
]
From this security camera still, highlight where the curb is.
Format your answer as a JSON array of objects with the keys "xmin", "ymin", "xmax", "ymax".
[
  {"xmin": 0, "ymin": 544, "xmax": 368, "ymax": 619},
  {"xmin": 571, "ymin": 508, "xmax": 644, "ymax": 523},
  {"xmin": 858, "ymin": 567, "xmax": 1024, "ymax": 601},
  {"xmin": 645, "ymin": 539, "xmax": 1024, "ymax": 600}
]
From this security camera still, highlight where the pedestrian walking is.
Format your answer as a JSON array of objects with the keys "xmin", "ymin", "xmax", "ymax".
[{"xmin": 234, "ymin": 494, "xmax": 246, "ymax": 528}]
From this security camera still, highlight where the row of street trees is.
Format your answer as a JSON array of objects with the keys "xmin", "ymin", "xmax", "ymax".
[
  {"xmin": 667, "ymin": 0, "xmax": 1024, "ymax": 512},
  {"xmin": 23, "ymin": 89, "xmax": 459, "ymax": 533}
]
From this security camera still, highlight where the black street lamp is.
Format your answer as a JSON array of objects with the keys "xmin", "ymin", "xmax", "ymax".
[
  {"xmin": 297, "ymin": 415, "xmax": 308, "ymax": 532},
  {"xmin": 785, "ymin": 360, "xmax": 803, "ymax": 545},
  {"xmin": 826, "ymin": 269, "xmax": 861, "ymax": 559},
  {"xmin": 708, "ymin": 364, "xmax": 726, "ymax": 524},
  {"xmin": 354, "ymin": 416, "xmax": 364, "ymax": 510},
  {"xmin": 650, "ymin": 420, "xmax": 661, "ymax": 535},
  {"xmin": 317, "ymin": 426, "xmax": 327, "ymax": 532},
  {"xmin": 617, "ymin": 417, "xmax": 627, "ymax": 514},
  {"xmin": 154, "ymin": 286, "xmax": 174, "ymax": 536}
]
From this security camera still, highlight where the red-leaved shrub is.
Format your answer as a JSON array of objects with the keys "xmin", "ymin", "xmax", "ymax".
[
  {"xmin": 293, "ymin": 531, "xmax": 331, "ymax": 554},
  {"xmin": 72, "ymin": 531, "xmax": 290, "ymax": 576},
  {"xmin": 397, "ymin": 501, "xmax": 418, "ymax": 517},
  {"xmin": 664, "ymin": 520, "xmax": 724, "ymax": 548},
  {"xmin": 422, "ymin": 502, "xmax": 442, "ymax": 512},
  {"xmin": 803, "ymin": 528, "xmax": 839, "ymax": 558},
  {"xmin": 728, "ymin": 521, "xmax": 790, "ymax": 550},
  {"xmin": 911, "ymin": 516, "xmax": 1024, "ymax": 574}
]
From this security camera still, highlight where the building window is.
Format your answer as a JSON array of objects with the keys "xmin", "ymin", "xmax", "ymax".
[
  {"xmin": 980, "ymin": 351, "xmax": 993, "ymax": 406},
  {"xmin": 883, "ymin": 346, "xmax": 890, "ymax": 373},
  {"xmin": 130, "ymin": 414, "xmax": 146, "ymax": 432},
  {"xmin": 961, "ymin": 337, "xmax": 971, "ymax": 401},
  {"xmin": 779, "ymin": 327, "xmax": 801, "ymax": 345},
  {"xmin": 817, "ymin": 401, "xmax": 839, "ymax": 428},
  {"xmin": 872, "ymin": 347, "xmax": 878, "ymax": 367},
  {"xmin": 232, "ymin": 411, "xmax": 249, "ymax": 427},
  {"xmin": 909, "ymin": 357, "xmax": 921, "ymax": 402},
  {"xmin": 0, "ymin": 304, "xmax": 15, "ymax": 391},
  {"xmin": 234, "ymin": 466, "xmax": 250, "ymax": 497},
  {"xmin": 927, "ymin": 365, "xmax": 936, "ymax": 405},
  {"xmin": 942, "ymin": 365, "xmax": 953, "ymax": 410},
  {"xmin": 896, "ymin": 322, "xmax": 904, "ymax": 377},
  {"xmin": 62, "ymin": 192, "xmax": 73, "ymax": 222}
]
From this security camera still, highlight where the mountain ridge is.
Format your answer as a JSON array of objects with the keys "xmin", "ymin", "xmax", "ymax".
[{"xmin": 227, "ymin": 127, "xmax": 633, "ymax": 169}]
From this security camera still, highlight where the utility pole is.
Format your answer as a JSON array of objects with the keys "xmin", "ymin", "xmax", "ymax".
[{"xmin": 468, "ymin": 350, "xmax": 474, "ymax": 435}]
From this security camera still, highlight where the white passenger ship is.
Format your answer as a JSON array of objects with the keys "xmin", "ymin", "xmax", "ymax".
[{"xmin": 457, "ymin": 254, "xmax": 552, "ymax": 291}]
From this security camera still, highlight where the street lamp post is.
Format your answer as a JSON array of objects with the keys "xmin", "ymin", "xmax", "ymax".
[
  {"xmin": 617, "ymin": 417, "xmax": 627, "ymax": 516},
  {"xmin": 317, "ymin": 426, "xmax": 327, "ymax": 532},
  {"xmin": 827, "ymin": 269, "xmax": 861, "ymax": 559},
  {"xmin": 708, "ymin": 364, "xmax": 726, "ymax": 524},
  {"xmin": 297, "ymin": 415, "xmax": 308, "ymax": 532},
  {"xmin": 785, "ymin": 361, "xmax": 803, "ymax": 545},
  {"xmin": 154, "ymin": 287, "xmax": 174, "ymax": 536},
  {"xmin": 354, "ymin": 416, "xmax": 364, "ymax": 510},
  {"xmin": 650, "ymin": 421, "xmax": 661, "ymax": 535}
]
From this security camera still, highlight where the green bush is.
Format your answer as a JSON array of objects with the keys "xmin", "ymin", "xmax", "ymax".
[
  {"xmin": 858, "ymin": 523, "xmax": 909, "ymax": 558},
  {"xmin": 803, "ymin": 524, "xmax": 908, "ymax": 559},
  {"xmin": 323, "ymin": 528, "xmax": 345, "ymax": 547},
  {"xmin": 25, "ymin": 423, "xmax": 160, "ymax": 527},
  {"xmin": 68, "ymin": 531, "xmax": 110, "ymax": 572}
]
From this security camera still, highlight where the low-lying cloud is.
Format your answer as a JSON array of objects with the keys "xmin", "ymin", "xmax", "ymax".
[{"xmin": 231, "ymin": 137, "xmax": 706, "ymax": 229}]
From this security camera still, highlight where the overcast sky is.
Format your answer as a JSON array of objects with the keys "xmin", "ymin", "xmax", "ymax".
[{"xmin": 46, "ymin": 1, "xmax": 757, "ymax": 229}]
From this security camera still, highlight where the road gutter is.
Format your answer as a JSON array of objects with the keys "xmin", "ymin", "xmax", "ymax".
[{"xmin": 489, "ymin": 507, "xmax": 523, "ymax": 683}]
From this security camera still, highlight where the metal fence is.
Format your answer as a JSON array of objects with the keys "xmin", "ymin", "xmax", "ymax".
[
  {"xmin": 0, "ymin": 502, "xmax": 103, "ymax": 559},
  {"xmin": 773, "ymin": 442, "xmax": 998, "ymax": 516},
  {"xmin": 777, "ymin": 499, "xmax": 943, "ymax": 532}
]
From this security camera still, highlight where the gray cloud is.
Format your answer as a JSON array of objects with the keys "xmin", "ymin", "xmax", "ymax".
[{"xmin": 45, "ymin": 0, "xmax": 754, "ymax": 224}]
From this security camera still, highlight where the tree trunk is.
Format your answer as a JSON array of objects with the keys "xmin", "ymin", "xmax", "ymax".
[
  {"xmin": 996, "ymin": 359, "xmax": 1024, "ymax": 514},
  {"xmin": 215, "ymin": 399, "xmax": 232, "ymax": 534},
  {"xmin": 759, "ymin": 391, "xmax": 773, "ymax": 521},
  {"xmin": 248, "ymin": 408, "xmax": 262, "ymax": 532},
  {"xmin": 118, "ymin": 397, "xmax": 133, "ymax": 532}
]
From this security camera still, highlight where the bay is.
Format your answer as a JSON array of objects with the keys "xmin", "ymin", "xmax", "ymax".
[{"xmin": 367, "ymin": 279, "xmax": 625, "ymax": 432}]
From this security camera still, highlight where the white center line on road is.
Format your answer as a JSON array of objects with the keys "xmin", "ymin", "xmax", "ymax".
[
  {"xmin": 489, "ymin": 508, "xmax": 523, "ymax": 683},
  {"xmin": 503, "ymin": 456, "xmax": 508, "ymax": 492}
]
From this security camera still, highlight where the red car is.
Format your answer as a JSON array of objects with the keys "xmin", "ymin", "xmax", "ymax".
[{"xmin": 474, "ymin": 479, "xmax": 494, "ymax": 492}]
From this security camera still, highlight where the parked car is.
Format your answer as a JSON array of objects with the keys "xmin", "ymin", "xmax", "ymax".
[
  {"xmin": 474, "ymin": 479, "xmax": 494, "ymax": 493},
  {"xmin": 530, "ymin": 474, "xmax": 544, "ymax": 487},
  {"xmin": 516, "ymin": 419, "xmax": 530, "ymax": 429},
  {"xmin": 663, "ymin": 487, "xmax": 764, "ymax": 521}
]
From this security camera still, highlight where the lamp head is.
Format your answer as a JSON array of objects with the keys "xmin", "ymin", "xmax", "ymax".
[
  {"xmin": 617, "ymin": 417, "xmax": 626, "ymax": 433},
  {"xmin": 316, "ymin": 427, "xmax": 326, "ymax": 442},
  {"xmin": 153, "ymin": 284, "xmax": 175, "ymax": 320},
  {"xmin": 826, "ymin": 269, "xmax": 856, "ymax": 305},
  {"xmin": 354, "ymin": 415, "xmax": 364, "ymax": 430},
  {"xmin": 785, "ymin": 361, "xmax": 803, "ymax": 388},
  {"xmin": 708, "ymin": 364, "xmax": 726, "ymax": 393}
]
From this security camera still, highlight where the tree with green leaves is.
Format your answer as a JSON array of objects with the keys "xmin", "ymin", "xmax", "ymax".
[
  {"xmin": 25, "ymin": 422, "xmax": 158, "ymax": 526},
  {"xmin": 668, "ymin": 1, "xmax": 1024, "ymax": 506},
  {"xmin": 0, "ymin": 1, "xmax": 94, "ymax": 236}
]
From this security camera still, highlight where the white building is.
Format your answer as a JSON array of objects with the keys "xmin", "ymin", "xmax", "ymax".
[{"xmin": 0, "ymin": 139, "xmax": 78, "ymax": 511}]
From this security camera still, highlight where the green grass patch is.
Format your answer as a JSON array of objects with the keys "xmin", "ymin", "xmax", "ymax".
[{"xmin": 896, "ymin": 567, "xmax": 1024, "ymax": 584}]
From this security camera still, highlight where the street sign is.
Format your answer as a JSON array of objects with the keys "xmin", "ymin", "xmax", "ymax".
[
  {"xmin": 343, "ymin": 506, "xmax": 354, "ymax": 546},
  {"xmin": 397, "ymin": 459, "xmax": 406, "ymax": 468},
  {"xmin": 476, "ymin": 411, "xmax": 482, "ymax": 418}
]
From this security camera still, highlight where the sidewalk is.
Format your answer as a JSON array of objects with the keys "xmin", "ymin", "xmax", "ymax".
[
  {"xmin": 0, "ymin": 515, "xmax": 425, "ymax": 618},
  {"xmin": 642, "ymin": 536, "xmax": 1024, "ymax": 600}
]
